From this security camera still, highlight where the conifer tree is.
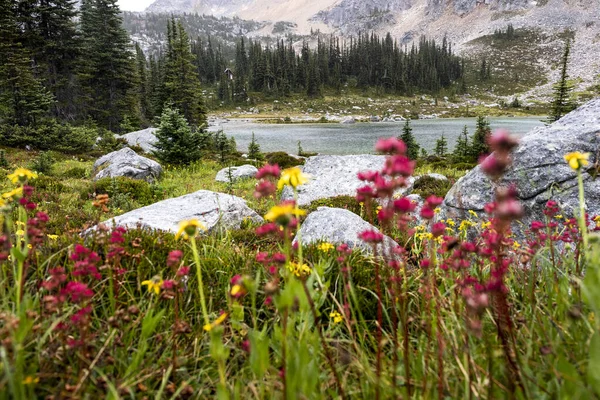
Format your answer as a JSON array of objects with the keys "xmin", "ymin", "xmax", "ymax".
[
  {"xmin": 153, "ymin": 105, "xmax": 204, "ymax": 164},
  {"xmin": 548, "ymin": 39, "xmax": 575, "ymax": 122},
  {"xmin": 399, "ymin": 119, "xmax": 420, "ymax": 160},
  {"xmin": 470, "ymin": 116, "xmax": 491, "ymax": 159},
  {"xmin": 434, "ymin": 134, "xmax": 448, "ymax": 157},
  {"xmin": 0, "ymin": 0, "xmax": 52, "ymax": 126},
  {"xmin": 163, "ymin": 20, "xmax": 206, "ymax": 126},
  {"xmin": 135, "ymin": 43, "xmax": 151, "ymax": 122},
  {"xmin": 247, "ymin": 132, "xmax": 262, "ymax": 160},
  {"xmin": 453, "ymin": 125, "xmax": 470, "ymax": 162},
  {"xmin": 79, "ymin": 0, "xmax": 138, "ymax": 131}
]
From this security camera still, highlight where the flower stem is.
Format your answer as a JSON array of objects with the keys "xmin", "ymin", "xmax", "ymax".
[
  {"xmin": 190, "ymin": 237, "xmax": 209, "ymax": 327},
  {"xmin": 577, "ymin": 170, "xmax": 588, "ymax": 261}
]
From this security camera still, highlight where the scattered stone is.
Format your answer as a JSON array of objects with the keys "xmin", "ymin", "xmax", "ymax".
[
  {"xmin": 295, "ymin": 207, "xmax": 398, "ymax": 254},
  {"xmin": 215, "ymin": 165, "xmax": 258, "ymax": 183},
  {"xmin": 99, "ymin": 190, "xmax": 263, "ymax": 234},
  {"xmin": 443, "ymin": 99, "xmax": 600, "ymax": 235},
  {"xmin": 370, "ymin": 115, "xmax": 381, "ymax": 122},
  {"xmin": 115, "ymin": 128, "xmax": 158, "ymax": 153},
  {"xmin": 281, "ymin": 155, "xmax": 386, "ymax": 206},
  {"xmin": 340, "ymin": 117, "xmax": 356, "ymax": 124},
  {"xmin": 92, "ymin": 147, "xmax": 162, "ymax": 183}
]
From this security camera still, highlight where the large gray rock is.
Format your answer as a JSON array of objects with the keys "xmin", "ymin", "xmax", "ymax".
[
  {"xmin": 281, "ymin": 155, "xmax": 385, "ymax": 205},
  {"xmin": 100, "ymin": 190, "xmax": 263, "ymax": 234},
  {"xmin": 444, "ymin": 99, "xmax": 600, "ymax": 233},
  {"xmin": 93, "ymin": 147, "xmax": 162, "ymax": 183},
  {"xmin": 215, "ymin": 165, "xmax": 258, "ymax": 183},
  {"xmin": 295, "ymin": 207, "xmax": 399, "ymax": 254},
  {"xmin": 116, "ymin": 128, "xmax": 158, "ymax": 153}
]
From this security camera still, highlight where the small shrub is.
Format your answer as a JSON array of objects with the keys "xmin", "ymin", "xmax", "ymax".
[
  {"xmin": 0, "ymin": 150, "xmax": 10, "ymax": 169},
  {"xmin": 61, "ymin": 166, "xmax": 90, "ymax": 179},
  {"xmin": 411, "ymin": 175, "xmax": 453, "ymax": 198},
  {"xmin": 33, "ymin": 175, "xmax": 66, "ymax": 193},
  {"xmin": 264, "ymin": 152, "xmax": 303, "ymax": 169},
  {"xmin": 92, "ymin": 177, "xmax": 155, "ymax": 206},
  {"xmin": 30, "ymin": 152, "xmax": 55, "ymax": 175}
]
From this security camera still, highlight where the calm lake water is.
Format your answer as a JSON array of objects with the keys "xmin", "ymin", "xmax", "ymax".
[{"xmin": 209, "ymin": 117, "xmax": 545, "ymax": 155}]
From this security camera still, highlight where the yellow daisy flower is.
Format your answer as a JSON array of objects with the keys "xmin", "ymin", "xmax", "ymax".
[
  {"xmin": 204, "ymin": 312, "xmax": 228, "ymax": 332},
  {"xmin": 317, "ymin": 242, "xmax": 335, "ymax": 253},
  {"xmin": 277, "ymin": 167, "xmax": 309, "ymax": 190},
  {"xmin": 330, "ymin": 311, "xmax": 343, "ymax": 324},
  {"xmin": 264, "ymin": 203, "xmax": 306, "ymax": 223},
  {"xmin": 175, "ymin": 219, "xmax": 206, "ymax": 240},
  {"xmin": 141, "ymin": 276, "xmax": 164, "ymax": 295},
  {"xmin": 2, "ymin": 187, "xmax": 23, "ymax": 200},
  {"xmin": 564, "ymin": 152, "xmax": 590, "ymax": 170},
  {"xmin": 8, "ymin": 168, "xmax": 37, "ymax": 184}
]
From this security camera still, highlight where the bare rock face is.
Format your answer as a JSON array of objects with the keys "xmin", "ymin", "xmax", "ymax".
[
  {"xmin": 215, "ymin": 165, "xmax": 258, "ymax": 183},
  {"xmin": 115, "ymin": 128, "xmax": 158, "ymax": 153},
  {"xmin": 443, "ymin": 98, "xmax": 600, "ymax": 234},
  {"xmin": 93, "ymin": 147, "xmax": 162, "ymax": 183},
  {"xmin": 294, "ymin": 207, "xmax": 398, "ymax": 255},
  {"xmin": 100, "ymin": 190, "xmax": 263, "ymax": 234}
]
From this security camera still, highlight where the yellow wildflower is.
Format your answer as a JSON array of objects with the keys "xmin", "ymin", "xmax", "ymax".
[
  {"xmin": 481, "ymin": 221, "xmax": 492, "ymax": 229},
  {"xmin": 22, "ymin": 376, "xmax": 39, "ymax": 385},
  {"xmin": 317, "ymin": 242, "xmax": 335, "ymax": 253},
  {"xmin": 287, "ymin": 261, "xmax": 311, "ymax": 277},
  {"xmin": 141, "ymin": 276, "xmax": 164, "ymax": 295},
  {"xmin": 434, "ymin": 207, "xmax": 441, "ymax": 214},
  {"xmin": 564, "ymin": 152, "xmax": 590, "ymax": 170},
  {"xmin": 265, "ymin": 203, "xmax": 306, "ymax": 223},
  {"xmin": 16, "ymin": 229, "xmax": 25, "ymax": 237},
  {"xmin": 175, "ymin": 219, "xmax": 206, "ymax": 240},
  {"xmin": 277, "ymin": 167, "xmax": 309, "ymax": 190},
  {"xmin": 2, "ymin": 187, "xmax": 23, "ymax": 200},
  {"xmin": 512, "ymin": 241, "xmax": 521, "ymax": 250},
  {"xmin": 446, "ymin": 218, "xmax": 455, "ymax": 227},
  {"xmin": 47, "ymin": 234, "xmax": 59, "ymax": 240},
  {"xmin": 330, "ymin": 311, "xmax": 343, "ymax": 324},
  {"xmin": 230, "ymin": 284, "xmax": 243, "ymax": 297},
  {"xmin": 0, "ymin": 198, "xmax": 5, "ymax": 208},
  {"xmin": 459, "ymin": 220, "xmax": 474, "ymax": 231},
  {"xmin": 468, "ymin": 210, "xmax": 478, "ymax": 218},
  {"xmin": 555, "ymin": 215, "xmax": 563, "ymax": 220},
  {"xmin": 8, "ymin": 168, "xmax": 37, "ymax": 184},
  {"xmin": 204, "ymin": 312, "xmax": 228, "ymax": 332}
]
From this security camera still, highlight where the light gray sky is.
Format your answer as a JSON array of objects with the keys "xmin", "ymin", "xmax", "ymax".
[{"xmin": 118, "ymin": 0, "xmax": 154, "ymax": 11}]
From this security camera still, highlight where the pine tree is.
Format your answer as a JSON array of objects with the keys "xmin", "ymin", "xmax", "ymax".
[
  {"xmin": 247, "ymin": 132, "xmax": 262, "ymax": 160},
  {"xmin": 434, "ymin": 134, "xmax": 448, "ymax": 157},
  {"xmin": 452, "ymin": 125, "xmax": 470, "ymax": 162},
  {"xmin": 79, "ymin": 0, "xmax": 138, "ymax": 131},
  {"xmin": 548, "ymin": 39, "xmax": 575, "ymax": 122},
  {"xmin": 399, "ymin": 119, "xmax": 420, "ymax": 160},
  {"xmin": 135, "ymin": 42, "xmax": 151, "ymax": 122},
  {"xmin": 0, "ymin": 0, "xmax": 53, "ymax": 126},
  {"xmin": 163, "ymin": 20, "xmax": 206, "ymax": 126},
  {"xmin": 153, "ymin": 105, "xmax": 204, "ymax": 164},
  {"xmin": 470, "ymin": 116, "xmax": 491, "ymax": 159}
]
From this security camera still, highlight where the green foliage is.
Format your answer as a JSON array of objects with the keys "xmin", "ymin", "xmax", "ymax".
[
  {"xmin": 264, "ymin": 152, "xmax": 303, "ymax": 169},
  {"xmin": 61, "ymin": 166, "xmax": 89, "ymax": 179},
  {"xmin": 0, "ymin": 121, "xmax": 96, "ymax": 153},
  {"xmin": 399, "ymin": 119, "xmax": 420, "ymax": 160},
  {"xmin": 247, "ymin": 132, "xmax": 263, "ymax": 160},
  {"xmin": 0, "ymin": 150, "xmax": 9, "ymax": 169},
  {"xmin": 153, "ymin": 106, "xmax": 205, "ymax": 165},
  {"xmin": 548, "ymin": 39, "xmax": 576, "ymax": 122},
  {"xmin": 29, "ymin": 152, "xmax": 55, "ymax": 175},
  {"xmin": 452, "ymin": 125, "xmax": 471, "ymax": 162},
  {"xmin": 470, "ymin": 115, "xmax": 491, "ymax": 159},
  {"xmin": 411, "ymin": 175, "xmax": 453, "ymax": 198},
  {"xmin": 93, "ymin": 176, "xmax": 155, "ymax": 206},
  {"xmin": 434, "ymin": 134, "xmax": 448, "ymax": 157}
]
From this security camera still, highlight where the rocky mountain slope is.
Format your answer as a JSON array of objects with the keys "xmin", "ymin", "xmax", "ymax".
[{"xmin": 141, "ymin": 0, "xmax": 600, "ymax": 92}]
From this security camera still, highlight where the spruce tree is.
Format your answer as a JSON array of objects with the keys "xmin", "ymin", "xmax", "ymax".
[
  {"xmin": 135, "ymin": 42, "xmax": 151, "ymax": 122},
  {"xmin": 153, "ymin": 105, "xmax": 204, "ymax": 165},
  {"xmin": 453, "ymin": 125, "xmax": 470, "ymax": 162},
  {"xmin": 434, "ymin": 134, "xmax": 448, "ymax": 157},
  {"xmin": 399, "ymin": 119, "xmax": 420, "ymax": 160},
  {"xmin": 470, "ymin": 116, "xmax": 491, "ymax": 159},
  {"xmin": 163, "ymin": 20, "xmax": 206, "ymax": 126},
  {"xmin": 0, "ymin": 0, "xmax": 52, "ymax": 126},
  {"xmin": 79, "ymin": 0, "xmax": 138, "ymax": 131},
  {"xmin": 548, "ymin": 39, "xmax": 575, "ymax": 122},
  {"xmin": 247, "ymin": 132, "xmax": 263, "ymax": 160}
]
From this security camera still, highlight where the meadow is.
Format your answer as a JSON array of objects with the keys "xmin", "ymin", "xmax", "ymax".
[{"xmin": 0, "ymin": 135, "xmax": 599, "ymax": 399}]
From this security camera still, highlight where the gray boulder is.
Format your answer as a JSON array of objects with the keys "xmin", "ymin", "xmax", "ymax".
[
  {"xmin": 116, "ymin": 128, "xmax": 157, "ymax": 153},
  {"xmin": 99, "ymin": 190, "xmax": 263, "ymax": 234},
  {"xmin": 215, "ymin": 165, "xmax": 258, "ymax": 183},
  {"xmin": 340, "ymin": 117, "xmax": 356, "ymax": 124},
  {"xmin": 93, "ymin": 147, "xmax": 162, "ymax": 183},
  {"xmin": 295, "ymin": 207, "xmax": 398, "ymax": 255},
  {"xmin": 444, "ymin": 98, "xmax": 600, "ymax": 234},
  {"xmin": 281, "ymin": 155, "xmax": 386, "ymax": 206}
]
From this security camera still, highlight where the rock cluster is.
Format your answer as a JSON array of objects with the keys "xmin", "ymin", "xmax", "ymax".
[{"xmin": 92, "ymin": 147, "xmax": 162, "ymax": 183}]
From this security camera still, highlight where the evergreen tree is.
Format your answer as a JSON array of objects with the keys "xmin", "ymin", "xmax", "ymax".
[
  {"xmin": 247, "ymin": 132, "xmax": 262, "ymax": 160},
  {"xmin": 79, "ymin": 0, "xmax": 138, "ymax": 131},
  {"xmin": 0, "ymin": 0, "xmax": 53, "ymax": 126},
  {"xmin": 153, "ymin": 105, "xmax": 204, "ymax": 164},
  {"xmin": 470, "ymin": 116, "xmax": 491, "ymax": 159},
  {"xmin": 453, "ymin": 125, "xmax": 470, "ymax": 162},
  {"xmin": 399, "ymin": 119, "xmax": 420, "ymax": 160},
  {"xmin": 135, "ymin": 42, "xmax": 151, "ymax": 122},
  {"xmin": 163, "ymin": 20, "xmax": 206, "ymax": 126},
  {"xmin": 548, "ymin": 39, "xmax": 575, "ymax": 122},
  {"xmin": 434, "ymin": 134, "xmax": 448, "ymax": 157}
]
